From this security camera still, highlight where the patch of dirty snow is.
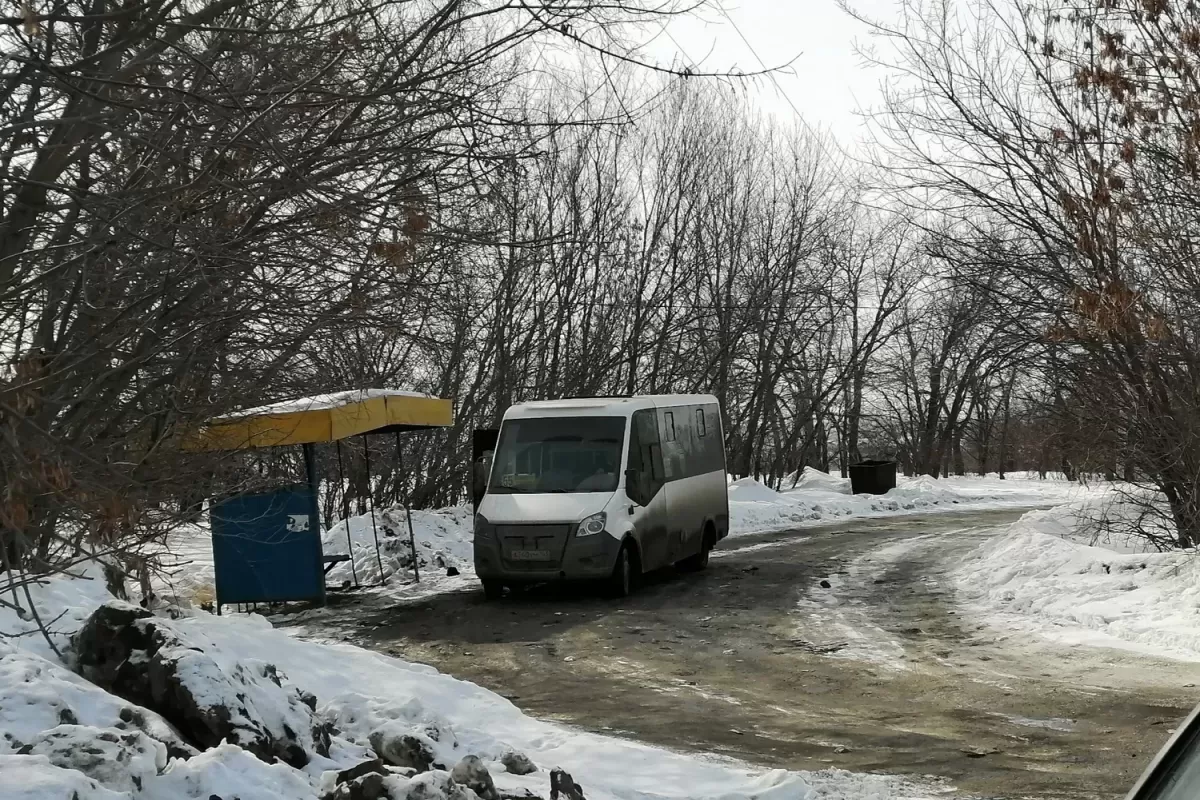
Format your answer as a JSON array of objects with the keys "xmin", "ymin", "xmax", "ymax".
[{"xmin": 999, "ymin": 714, "xmax": 1076, "ymax": 732}]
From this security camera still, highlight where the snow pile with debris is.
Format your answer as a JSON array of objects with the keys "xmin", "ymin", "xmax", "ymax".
[
  {"xmin": 954, "ymin": 500, "xmax": 1200, "ymax": 660},
  {"xmin": 0, "ymin": 641, "xmax": 192, "ymax": 759},
  {"xmin": 1, "ymin": 566, "xmax": 933, "ymax": 800},
  {"xmin": 728, "ymin": 470, "xmax": 1089, "ymax": 535},
  {"xmin": 321, "ymin": 506, "xmax": 474, "ymax": 588}
]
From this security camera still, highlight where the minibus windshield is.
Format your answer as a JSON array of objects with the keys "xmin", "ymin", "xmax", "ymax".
[{"xmin": 487, "ymin": 416, "xmax": 626, "ymax": 494}]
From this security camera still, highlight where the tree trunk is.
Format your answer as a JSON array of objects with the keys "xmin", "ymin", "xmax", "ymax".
[
  {"xmin": 846, "ymin": 370, "xmax": 865, "ymax": 466},
  {"xmin": 1160, "ymin": 472, "xmax": 1200, "ymax": 548}
]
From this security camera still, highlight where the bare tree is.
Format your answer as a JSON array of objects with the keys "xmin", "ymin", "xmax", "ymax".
[
  {"xmin": 847, "ymin": 0, "xmax": 1200, "ymax": 545},
  {"xmin": 0, "ymin": 0, "xmax": 729, "ymax": 597}
]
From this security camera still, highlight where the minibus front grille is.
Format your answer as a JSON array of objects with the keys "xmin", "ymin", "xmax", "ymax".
[{"xmin": 495, "ymin": 524, "xmax": 572, "ymax": 568}]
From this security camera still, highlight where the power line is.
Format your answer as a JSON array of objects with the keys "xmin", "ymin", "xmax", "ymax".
[{"xmin": 714, "ymin": 5, "xmax": 825, "ymax": 145}]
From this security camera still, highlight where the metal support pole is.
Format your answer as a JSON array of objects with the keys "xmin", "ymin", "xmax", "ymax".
[
  {"xmin": 303, "ymin": 442, "xmax": 318, "ymax": 493},
  {"xmin": 335, "ymin": 440, "xmax": 358, "ymax": 587},
  {"xmin": 302, "ymin": 442, "xmax": 327, "ymax": 607},
  {"xmin": 395, "ymin": 431, "xmax": 420, "ymax": 583},
  {"xmin": 362, "ymin": 435, "xmax": 386, "ymax": 585}
]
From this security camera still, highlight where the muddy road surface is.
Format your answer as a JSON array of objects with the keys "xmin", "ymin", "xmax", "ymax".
[{"xmin": 282, "ymin": 509, "xmax": 1200, "ymax": 799}]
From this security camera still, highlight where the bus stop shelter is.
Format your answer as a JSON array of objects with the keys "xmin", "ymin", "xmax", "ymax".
[{"xmin": 183, "ymin": 389, "xmax": 453, "ymax": 613}]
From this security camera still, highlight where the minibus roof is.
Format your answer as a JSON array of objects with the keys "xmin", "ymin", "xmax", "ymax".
[{"xmin": 504, "ymin": 395, "xmax": 717, "ymax": 420}]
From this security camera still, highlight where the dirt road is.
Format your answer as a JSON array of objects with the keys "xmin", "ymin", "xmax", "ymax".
[{"xmin": 284, "ymin": 509, "xmax": 1200, "ymax": 799}]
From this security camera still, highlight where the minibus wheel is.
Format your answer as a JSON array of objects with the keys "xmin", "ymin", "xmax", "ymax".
[
  {"xmin": 607, "ymin": 543, "xmax": 635, "ymax": 598},
  {"xmin": 680, "ymin": 524, "xmax": 715, "ymax": 572}
]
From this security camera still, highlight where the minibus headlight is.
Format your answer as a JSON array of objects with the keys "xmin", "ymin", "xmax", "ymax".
[
  {"xmin": 576, "ymin": 512, "xmax": 606, "ymax": 537},
  {"xmin": 474, "ymin": 513, "xmax": 492, "ymax": 539}
]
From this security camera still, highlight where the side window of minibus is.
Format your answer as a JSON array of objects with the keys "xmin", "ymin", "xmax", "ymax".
[
  {"xmin": 695, "ymin": 405, "xmax": 722, "ymax": 474},
  {"xmin": 669, "ymin": 407, "xmax": 694, "ymax": 479}
]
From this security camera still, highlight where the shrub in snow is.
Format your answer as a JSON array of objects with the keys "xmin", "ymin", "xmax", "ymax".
[
  {"xmin": 23, "ymin": 724, "xmax": 166, "ymax": 793},
  {"xmin": 74, "ymin": 601, "xmax": 332, "ymax": 767}
]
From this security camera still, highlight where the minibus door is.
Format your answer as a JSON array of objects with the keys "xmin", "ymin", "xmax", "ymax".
[{"xmin": 626, "ymin": 409, "xmax": 668, "ymax": 570}]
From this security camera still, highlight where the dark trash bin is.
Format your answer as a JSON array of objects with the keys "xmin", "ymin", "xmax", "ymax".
[{"xmin": 848, "ymin": 460, "xmax": 897, "ymax": 495}]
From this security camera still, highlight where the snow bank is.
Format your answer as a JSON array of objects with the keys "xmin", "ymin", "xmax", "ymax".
[
  {"xmin": 0, "ymin": 562, "xmax": 116, "ymax": 661},
  {"xmin": 728, "ymin": 472, "xmax": 1087, "ymax": 536},
  {"xmin": 0, "ymin": 642, "xmax": 191, "ymax": 758},
  {"xmin": 789, "ymin": 467, "xmax": 854, "ymax": 495},
  {"xmin": 1, "ymin": 566, "xmax": 931, "ymax": 800},
  {"xmin": 954, "ymin": 501, "xmax": 1200, "ymax": 660},
  {"xmin": 321, "ymin": 506, "xmax": 473, "ymax": 587}
]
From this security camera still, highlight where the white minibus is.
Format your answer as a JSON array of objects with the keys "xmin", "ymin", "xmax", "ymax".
[{"xmin": 473, "ymin": 395, "xmax": 728, "ymax": 598}]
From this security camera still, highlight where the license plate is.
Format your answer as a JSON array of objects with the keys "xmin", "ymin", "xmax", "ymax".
[{"xmin": 509, "ymin": 549, "xmax": 551, "ymax": 562}]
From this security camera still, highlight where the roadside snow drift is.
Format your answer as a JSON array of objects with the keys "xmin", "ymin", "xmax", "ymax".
[
  {"xmin": 954, "ymin": 501, "xmax": 1200, "ymax": 661},
  {"xmin": 1, "ymin": 566, "xmax": 932, "ymax": 800},
  {"xmin": 727, "ymin": 470, "xmax": 1086, "ymax": 535}
]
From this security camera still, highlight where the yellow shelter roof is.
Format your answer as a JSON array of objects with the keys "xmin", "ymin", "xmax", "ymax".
[{"xmin": 182, "ymin": 389, "xmax": 453, "ymax": 451}]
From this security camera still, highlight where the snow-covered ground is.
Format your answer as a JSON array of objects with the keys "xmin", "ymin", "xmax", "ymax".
[
  {"xmin": 727, "ymin": 470, "xmax": 1088, "ymax": 535},
  {"xmin": 953, "ymin": 498, "xmax": 1200, "ymax": 661},
  {"xmin": 1, "ymin": 566, "xmax": 934, "ymax": 800}
]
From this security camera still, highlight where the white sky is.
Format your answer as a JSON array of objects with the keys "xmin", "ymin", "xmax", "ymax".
[{"xmin": 645, "ymin": 0, "xmax": 899, "ymax": 148}]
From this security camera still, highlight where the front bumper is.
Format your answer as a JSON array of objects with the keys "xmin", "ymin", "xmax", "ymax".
[{"xmin": 474, "ymin": 529, "xmax": 621, "ymax": 582}]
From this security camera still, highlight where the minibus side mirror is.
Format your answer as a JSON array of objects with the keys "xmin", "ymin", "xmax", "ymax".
[{"xmin": 624, "ymin": 468, "xmax": 644, "ymax": 505}]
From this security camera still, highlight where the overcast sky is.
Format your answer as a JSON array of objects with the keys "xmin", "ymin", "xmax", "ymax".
[{"xmin": 646, "ymin": 0, "xmax": 898, "ymax": 147}]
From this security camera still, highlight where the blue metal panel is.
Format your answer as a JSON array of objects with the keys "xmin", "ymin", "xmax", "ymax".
[{"xmin": 210, "ymin": 484, "xmax": 325, "ymax": 606}]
